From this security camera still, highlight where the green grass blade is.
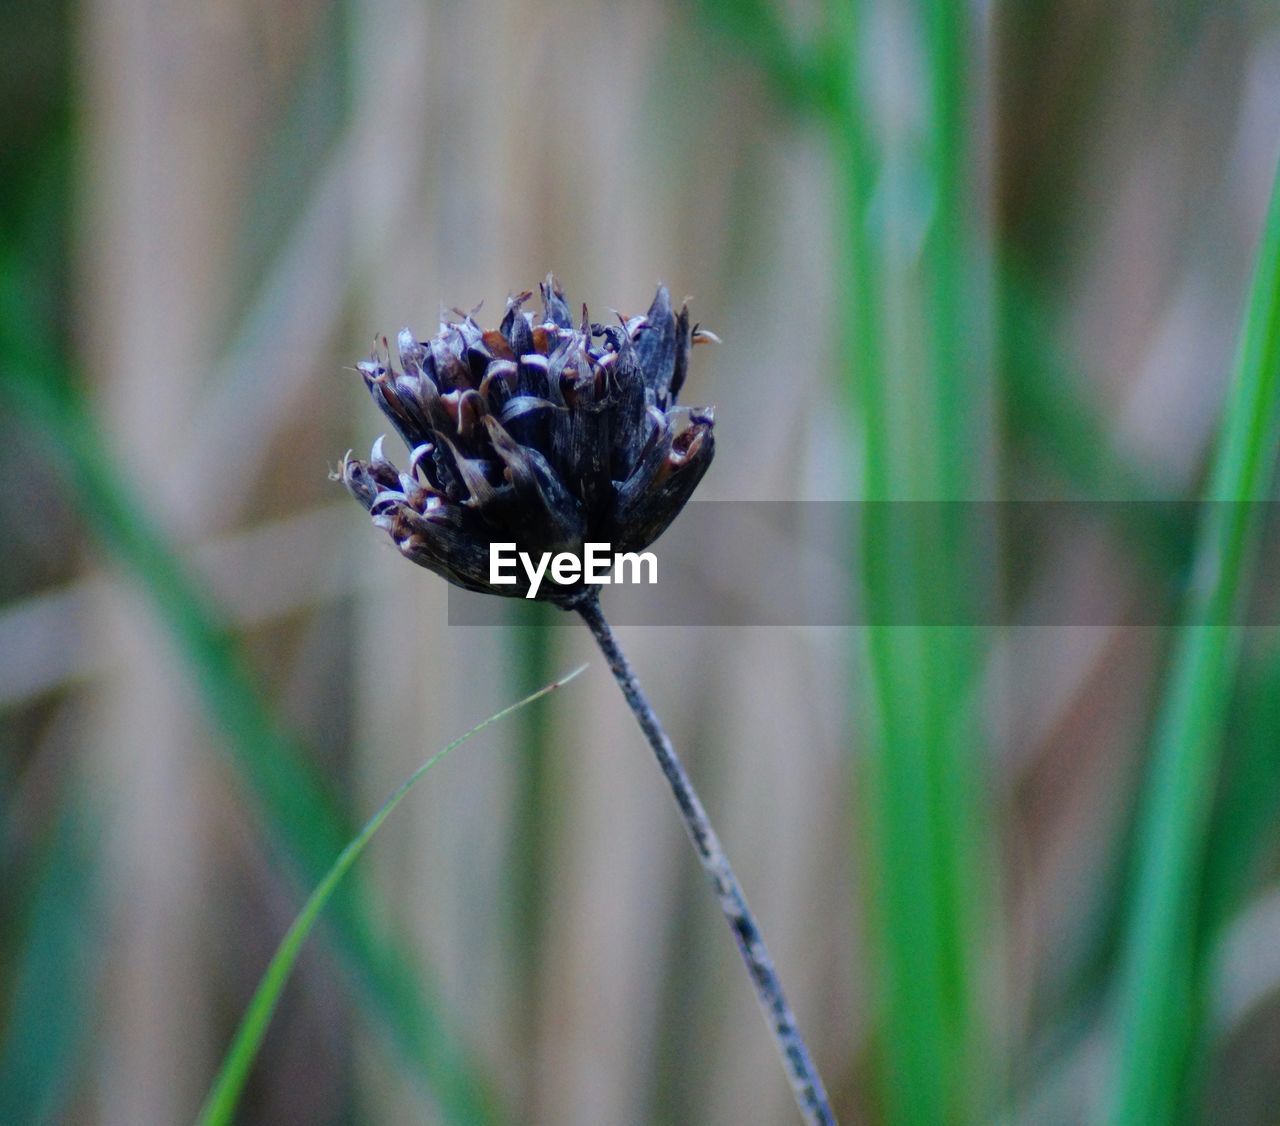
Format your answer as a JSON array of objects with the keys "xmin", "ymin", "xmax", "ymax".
[
  {"xmin": 0, "ymin": 790, "xmax": 102, "ymax": 1125},
  {"xmin": 503, "ymin": 603, "xmax": 558, "ymax": 1067},
  {"xmin": 1111, "ymin": 153, "xmax": 1280, "ymax": 1124},
  {"xmin": 824, "ymin": 12, "xmax": 950, "ymax": 1117},
  {"xmin": 999, "ymin": 263, "xmax": 1165, "ymax": 508},
  {"xmin": 685, "ymin": 0, "xmax": 837, "ymax": 116},
  {"xmin": 0, "ymin": 77, "xmax": 506, "ymax": 1118},
  {"xmin": 197, "ymin": 664, "xmax": 585, "ymax": 1126},
  {"xmin": 825, "ymin": 1, "xmax": 998, "ymax": 1119},
  {"xmin": 0, "ymin": 358, "xmax": 497, "ymax": 1123},
  {"xmin": 1198, "ymin": 635, "xmax": 1280, "ymax": 943}
]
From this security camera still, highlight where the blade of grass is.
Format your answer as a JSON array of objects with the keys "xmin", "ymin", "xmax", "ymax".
[
  {"xmin": 197, "ymin": 664, "xmax": 585, "ymax": 1126},
  {"xmin": 1111, "ymin": 152, "xmax": 1280, "ymax": 1124},
  {"xmin": 503, "ymin": 602, "xmax": 557, "ymax": 1090},
  {"xmin": 0, "ymin": 787, "xmax": 102, "ymax": 1125},
  {"xmin": 828, "ymin": 33, "xmax": 947, "ymax": 1120},
  {"xmin": 825, "ymin": 1, "xmax": 998, "ymax": 1120},
  {"xmin": 1198, "ymin": 633, "xmax": 1280, "ymax": 946},
  {"xmin": 998, "ymin": 263, "xmax": 1154, "ymax": 500},
  {"xmin": 685, "ymin": 0, "xmax": 838, "ymax": 116},
  {"xmin": 0, "ymin": 350, "xmax": 497, "ymax": 1124},
  {"xmin": 0, "ymin": 16, "xmax": 499, "ymax": 1116},
  {"xmin": 1004, "ymin": 633, "xmax": 1280, "ymax": 1125}
]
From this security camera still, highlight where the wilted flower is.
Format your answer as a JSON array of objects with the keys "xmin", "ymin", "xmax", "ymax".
[
  {"xmin": 339, "ymin": 279, "xmax": 831, "ymax": 1123},
  {"xmin": 341, "ymin": 276, "xmax": 716, "ymax": 606}
]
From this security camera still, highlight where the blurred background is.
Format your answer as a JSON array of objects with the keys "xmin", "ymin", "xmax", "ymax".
[{"xmin": 3, "ymin": 0, "xmax": 1280, "ymax": 1123}]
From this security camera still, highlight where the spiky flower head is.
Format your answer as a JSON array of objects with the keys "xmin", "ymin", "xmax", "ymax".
[{"xmin": 340, "ymin": 276, "xmax": 716, "ymax": 607}]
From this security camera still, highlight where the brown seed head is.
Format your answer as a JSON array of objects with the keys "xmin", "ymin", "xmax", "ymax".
[{"xmin": 341, "ymin": 275, "xmax": 716, "ymax": 606}]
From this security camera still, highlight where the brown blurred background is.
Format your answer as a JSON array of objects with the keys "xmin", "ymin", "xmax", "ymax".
[{"xmin": 3, "ymin": 0, "xmax": 1280, "ymax": 1123}]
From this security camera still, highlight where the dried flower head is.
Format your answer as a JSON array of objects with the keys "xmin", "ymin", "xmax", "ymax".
[{"xmin": 340, "ymin": 276, "xmax": 716, "ymax": 606}]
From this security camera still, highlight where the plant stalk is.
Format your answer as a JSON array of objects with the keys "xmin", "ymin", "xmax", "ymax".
[{"xmin": 575, "ymin": 594, "xmax": 835, "ymax": 1126}]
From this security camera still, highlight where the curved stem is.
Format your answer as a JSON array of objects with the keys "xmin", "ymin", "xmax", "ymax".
[{"xmin": 576, "ymin": 595, "xmax": 835, "ymax": 1125}]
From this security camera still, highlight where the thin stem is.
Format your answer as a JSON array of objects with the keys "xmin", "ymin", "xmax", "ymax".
[{"xmin": 575, "ymin": 595, "xmax": 835, "ymax": 1126}]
